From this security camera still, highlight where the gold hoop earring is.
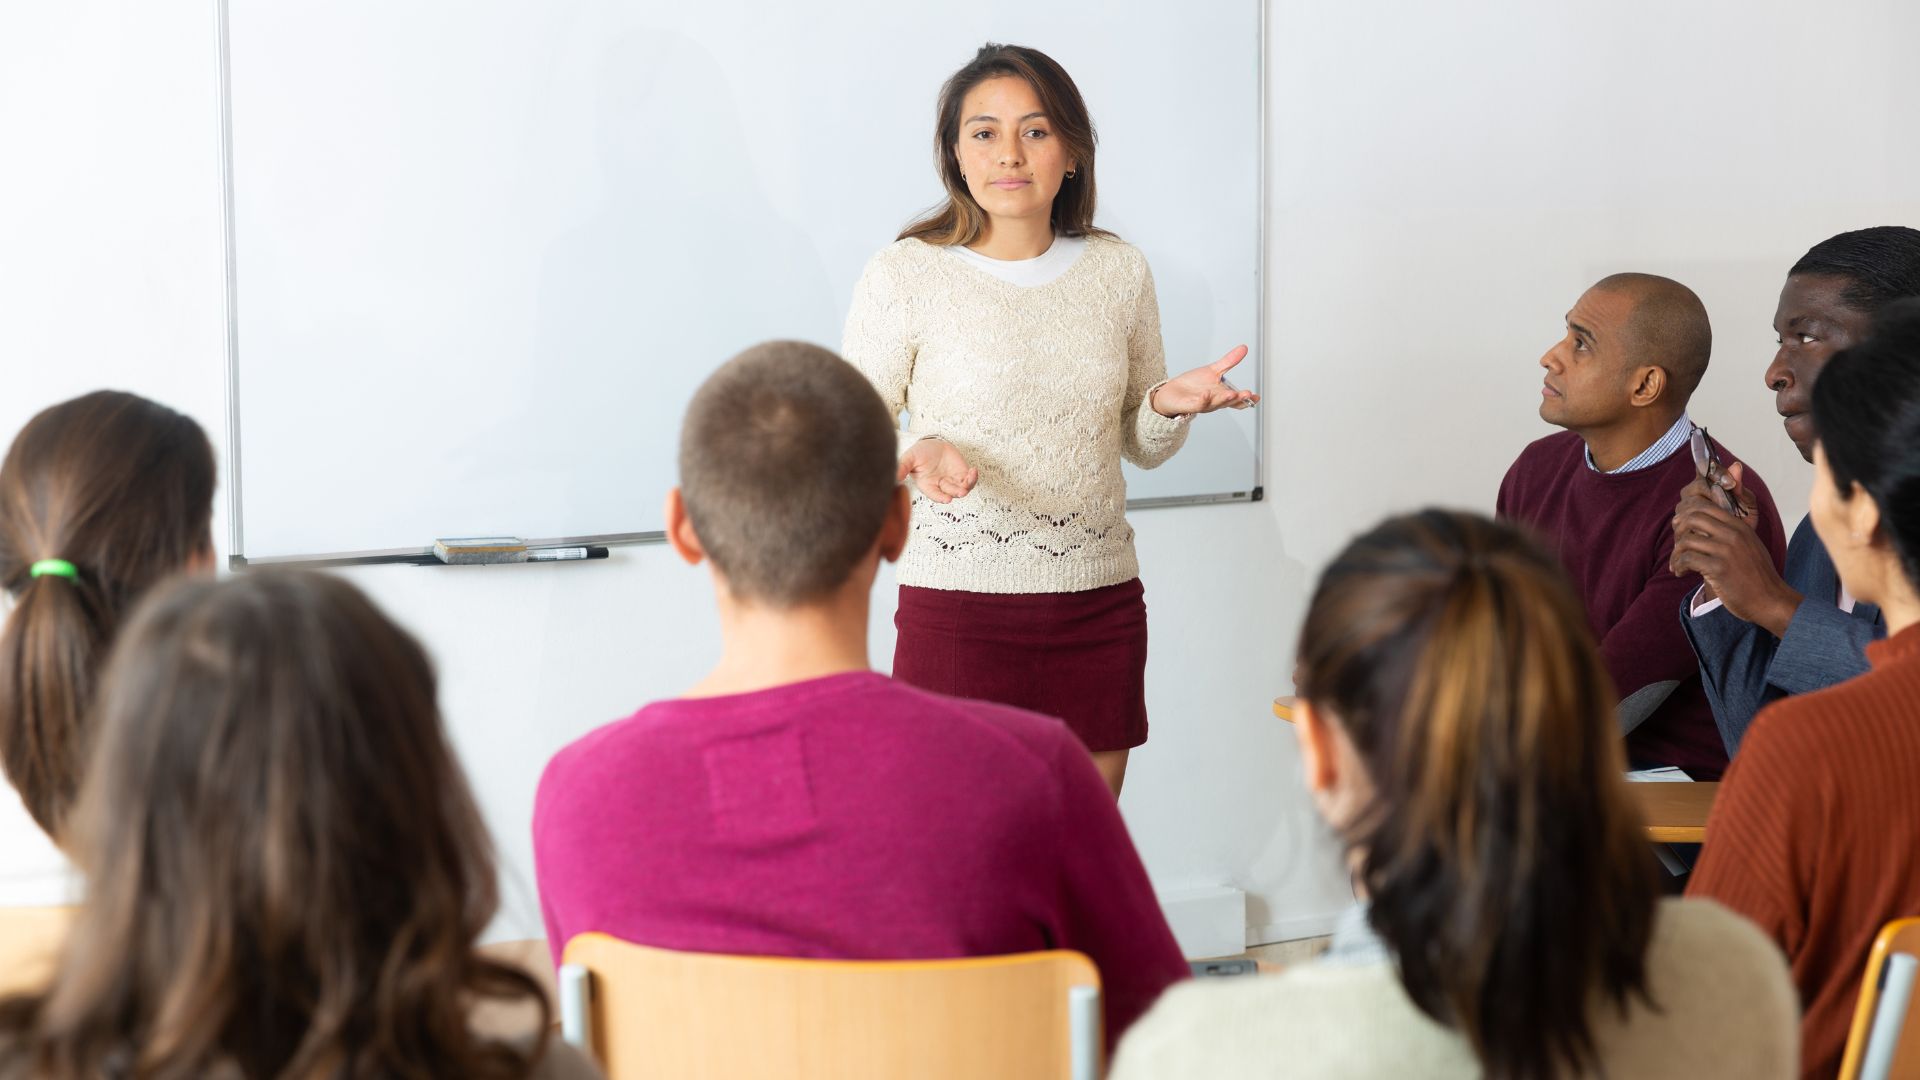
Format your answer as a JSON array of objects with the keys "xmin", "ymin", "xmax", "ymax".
[{"xmin": 1066, "ymin": 170, "xmax": 1077, "ymax": 179}]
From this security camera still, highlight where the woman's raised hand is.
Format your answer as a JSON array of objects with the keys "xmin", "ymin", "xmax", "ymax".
[
  {"xmin": 899, "ymin": 437, "xmax": 979, "ymax": 504},
  {"xmin": 1151, "ymin": 345, "xmax": 1260, "ymax": 417}
]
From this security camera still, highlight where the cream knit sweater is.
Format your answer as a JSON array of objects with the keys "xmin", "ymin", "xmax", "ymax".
[{"xmin": 842, "ymin": 235, "xmax": 1189, "ymax": 594}]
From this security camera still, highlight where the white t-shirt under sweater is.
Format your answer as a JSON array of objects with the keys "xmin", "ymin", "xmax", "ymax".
[
  {"xmin": 944, "ymin": 235, "xmax": 1087, "ymax": 287},
  {"xmin": 842, "ymin": 235, "xmax": 1190, "ymax": 595}
]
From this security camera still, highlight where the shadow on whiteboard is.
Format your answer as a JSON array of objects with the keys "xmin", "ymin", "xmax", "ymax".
[{"xmin": 511, "ymin": 28, "xmax": 838, "ymax": 539}]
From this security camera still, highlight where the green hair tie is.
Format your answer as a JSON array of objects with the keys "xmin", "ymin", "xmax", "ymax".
[{"xmin": 29, "ymin": 559, "xmax": 78, "ymax": 581}]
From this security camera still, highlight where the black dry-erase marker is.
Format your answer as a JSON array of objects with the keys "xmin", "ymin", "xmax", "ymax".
[{"xmin": 526, "ymin": 545, "xmax": 610, "ymax": 562}]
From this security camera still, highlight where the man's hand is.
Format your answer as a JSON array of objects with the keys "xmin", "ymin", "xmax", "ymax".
[{"xmin": 1671, "ymin": 462, "xmax": 1799, "ymax": 635}]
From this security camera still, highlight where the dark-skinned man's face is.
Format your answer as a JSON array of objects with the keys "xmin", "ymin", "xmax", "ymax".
[
  {"xmin": 1766, "ymin": 273, "xmax": 1874, "ymax": 463},
  {"xmin": 1539, "ymin": 286, "xmax": 1638, "ymax": 431}
]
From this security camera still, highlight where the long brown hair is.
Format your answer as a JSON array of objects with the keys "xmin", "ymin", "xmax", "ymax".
[
  {"xmin": 1296, "ymin": 510, "xmax": 1658, "ymax": 1080},
  {"xmin": 898, "ymin": 43, "xmax": 1115, "ymax": 247},
  {"xmin": 0, "ymin": 390, "xmax": 215, "ymax": 840},
  {"xmin": 0, "ymin": 571, "xmax": 551, "ymax": 1078}
]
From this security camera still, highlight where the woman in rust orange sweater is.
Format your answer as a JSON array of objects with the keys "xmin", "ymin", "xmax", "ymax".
[{"xmin": 1690, "ymin": 296, "xmax": 1920, "ymax": 1079}]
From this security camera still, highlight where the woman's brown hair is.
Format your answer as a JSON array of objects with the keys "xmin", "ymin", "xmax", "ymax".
[
  {"xmin": 1296, "ymin": 510, "xmax": 1658, "ymax": 1080},
  {"xmin": 898, "ymin": 43, "xmax": 1115, "ymax": 247},
  {"xmin": 0, "ymin": 390, "xmax": 215, "ymax": 839},
  {"xmin": 0, "ymin": 570, "xmax": 551, "ymax": 1078}
]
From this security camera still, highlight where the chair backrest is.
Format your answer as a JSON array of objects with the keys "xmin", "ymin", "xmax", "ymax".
[
  {"xmin": 0, "ymin": 906, "xmax": 76, "ymax": 996},
  {"xmin": 558, "ymin": 934, "xmax": 1101, "ymax": 1080},
  {"xmin": 471, "ymin": 937, "xmax": 559, "ymax": 1041},
  {"xmin": 1841, "ymin": 918, "xmax": 1920, "ymax": 1079}
]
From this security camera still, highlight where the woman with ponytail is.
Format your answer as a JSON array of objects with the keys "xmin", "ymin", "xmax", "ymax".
[
  {"xmin": 0, "ymin": 391, "xmax": 215, "ymax": 904},
  {"xmin": 0, "ymin": 571, "xmax": 599, "ymax": 1078},
  {"xmin": 1112, "ymin": 510, "xmax": 1796, "ymax": 1080}
]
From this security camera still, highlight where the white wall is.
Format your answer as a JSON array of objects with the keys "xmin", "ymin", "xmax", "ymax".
[{"xmin": 5, "ymin": 1, "xmax": 1918, "ymax": 951}]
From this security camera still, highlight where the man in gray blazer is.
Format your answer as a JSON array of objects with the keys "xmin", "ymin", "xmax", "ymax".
[{"xmin": 1671, "ymin": 227, "xmax": 1920, "ymax": 754}]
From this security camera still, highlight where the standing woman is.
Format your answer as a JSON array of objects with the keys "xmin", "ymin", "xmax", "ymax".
[{"xmin": 844, "ymin": 43, "xmax": 1256, "ymax": 794}]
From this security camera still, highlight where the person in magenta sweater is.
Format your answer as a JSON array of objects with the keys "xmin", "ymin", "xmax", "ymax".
[
  {"xmin": 532, "ymin": 340, "xmax": 1189, "ymax": 1049},
  {"xmin": 1498, "ymin": 273, "xmax": 1786, "ymax": 779}
]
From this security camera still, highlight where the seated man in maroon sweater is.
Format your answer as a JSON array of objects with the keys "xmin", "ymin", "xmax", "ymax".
[
  {"xmin": 533, "ymin": 341, "xmax": 1190, "ymax": 1052},
  {"xmin": 1498, "ymin": 273, "xmax": 1787, "ymax": 779}
]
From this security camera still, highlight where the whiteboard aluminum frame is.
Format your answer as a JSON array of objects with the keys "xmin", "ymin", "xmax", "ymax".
[
  {"xmin": 215, "ymin": 0, "xmax": 1267, "ymax": 568},
  {"xmin": 216, "ymin": 0, "xmax": 245, "ymax": 566},
  {"xmin": 235, "ymin": 532, "xmax": 661, "ymax": 569}
]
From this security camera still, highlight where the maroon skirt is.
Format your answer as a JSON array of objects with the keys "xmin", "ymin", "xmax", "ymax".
[{"xmin": 892, "ymin": 579, "xmax": 1149, "ymax": 752}]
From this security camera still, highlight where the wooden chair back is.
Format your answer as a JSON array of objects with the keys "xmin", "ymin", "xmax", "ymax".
[
  {"xmin": 558, "ymin": 935, "xmax": 1101, "ymax": 1080},
  {"xmin": 0, "ymin": 906, "xmax": 75, "ymax": 996},
  {"xmin": 1841, "ymin": 918, "xmax": 1920, "ymax": 1079}
]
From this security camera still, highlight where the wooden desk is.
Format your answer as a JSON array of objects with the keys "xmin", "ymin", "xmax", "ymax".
[
  {"xmin": 1274, "ymin": 699, "xmax": 1712, "ymax": 841},
  {"xmin": 1630, "ymin": 781, "xmax": 1719, "ymax": 843},
  {"xmin": 1275, "ymin": 696, "xmax": 1716, "ymax": 842}
]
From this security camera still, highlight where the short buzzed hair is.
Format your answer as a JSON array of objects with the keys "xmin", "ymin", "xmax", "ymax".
[
  {"xmin": 1593, "ymin": 272, "xmax": 1713, "ymax": 404},
  {"xmin": 678, "ymin": 341, "xmax": 899, "ymax": 606}
]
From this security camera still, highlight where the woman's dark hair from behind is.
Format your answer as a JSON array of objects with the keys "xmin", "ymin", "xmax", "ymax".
[
  {"xmin": 1294, "ymin": 510, "xmax": 1659, "ymax": 1080},
  {"xmin": 0, "ymin": 390, "xmax": 215, "ymax": 840},
  {"xmin": 1811, "ymin": 297, "xmax": 1920, "ymax": 588},
  {"xmin": 0, "ymin": 570, "xmax": 551, "ymax": 1078},
  {"xmin": 898, "ymin": 42, "xmax": 1114, "ymax": 247}
]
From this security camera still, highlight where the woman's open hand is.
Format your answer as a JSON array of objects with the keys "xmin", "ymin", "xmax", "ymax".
[
  {"xmin": 1152, "ymin": 345, "xmax": 1260, "ymax": 417},
  {"xmin": 899, "ymin": 437, "xmax": 978, "ymax": 503}
]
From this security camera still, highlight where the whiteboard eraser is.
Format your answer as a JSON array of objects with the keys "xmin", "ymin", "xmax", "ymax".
[{"xmin": 433, "ymin": 537, "xmax": 527, "ymax": 564}]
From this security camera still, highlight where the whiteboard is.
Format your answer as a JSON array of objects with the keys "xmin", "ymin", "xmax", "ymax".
[{"xmin": 221, "ymin": 0, "xmax": 1263, "ymax": 562}]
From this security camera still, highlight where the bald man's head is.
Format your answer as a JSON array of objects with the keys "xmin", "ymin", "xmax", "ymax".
[
  {"xmin": 1539, "ymin": 272, "xmax": 1713, "ymax": 435},
  {"xmin": 1592, "ymin": 272, "xmax": 1713, "ymax": 405}
]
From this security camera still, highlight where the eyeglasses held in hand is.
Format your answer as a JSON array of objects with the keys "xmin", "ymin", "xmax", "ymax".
[{"xmin": 1689, "ymin": 426, "xmax": 1747, "ymax": 518}]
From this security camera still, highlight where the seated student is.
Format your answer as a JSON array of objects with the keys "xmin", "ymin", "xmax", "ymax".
[
  {"xmin": 534, "ymin": 341, "xmax": 1189, "ymax": 1047},
  {"xmin": 1673, "ymin": 227, "xmax": 1920, "ymax": 753},
  {"xmin": 1689, "ymin": 299, "xmax": 1920, "ymax": 1080},
  {"xmin": 1498, "ymin": 273, "xmax": 1787, "ymax": 779},
  {"xmin": 1110, "ymin": 510, "xmax": 1798, "ymax": 1080},
  {"xmin": 0, "ymin": 571, "xmax": 599, "ymax": 1079},
  {"xmin": 0, "ymin": 391, "xmax": 215, "ymax": 906}
]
